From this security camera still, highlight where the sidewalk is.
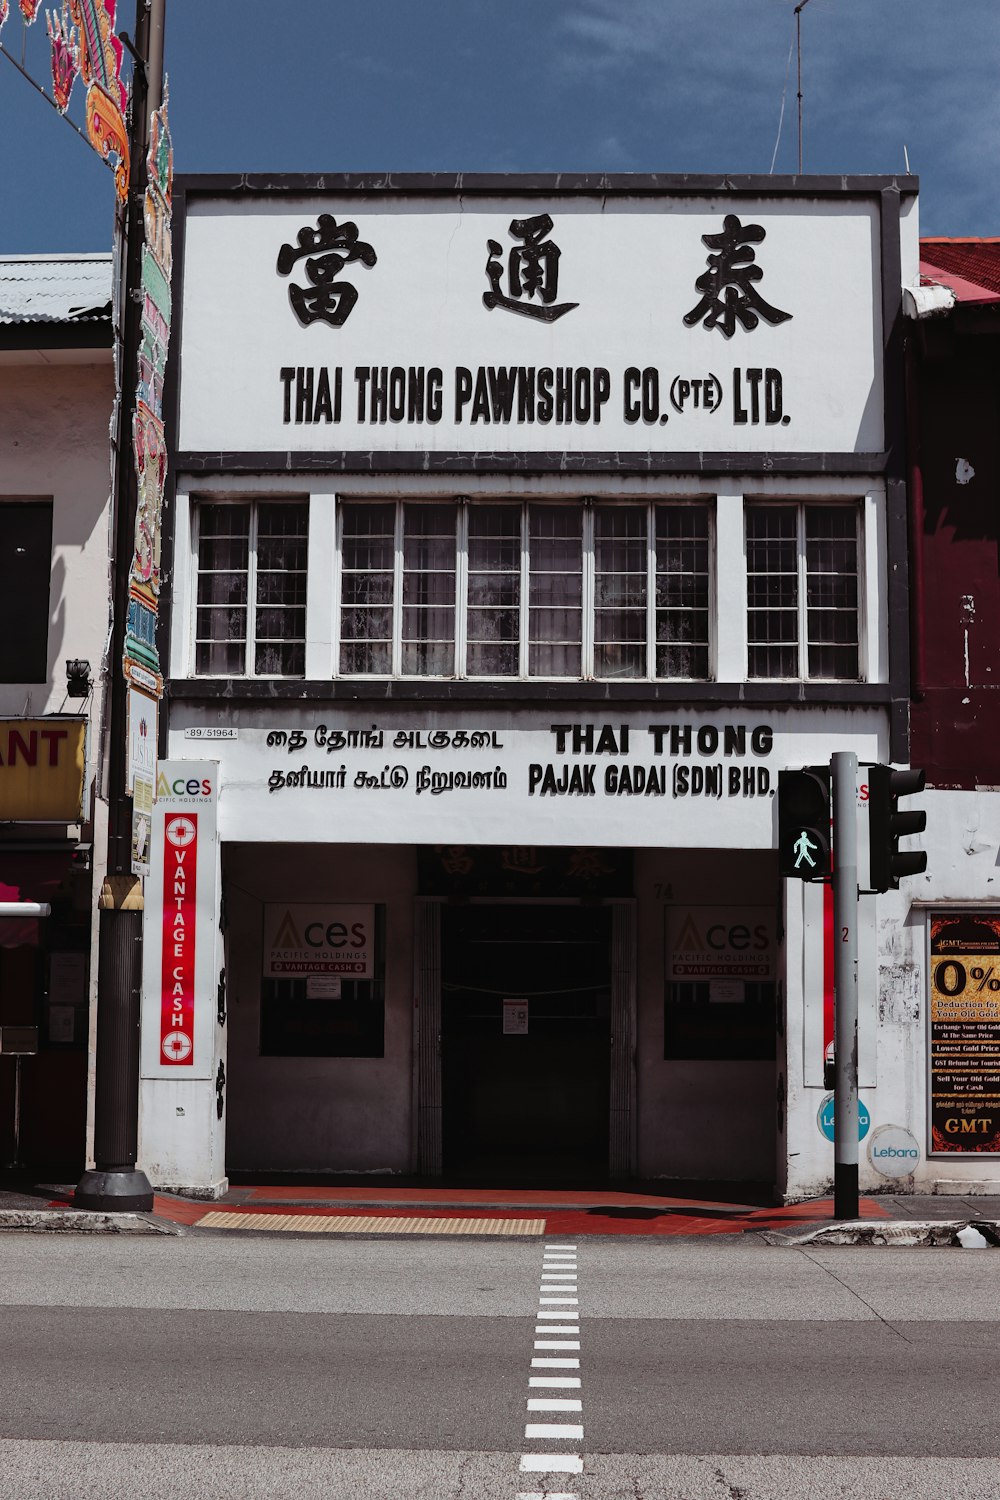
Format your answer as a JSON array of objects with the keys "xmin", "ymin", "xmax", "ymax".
[{"xmin": 5, "ymin": 1176, "xmax": 1000, "ymax": 1239}]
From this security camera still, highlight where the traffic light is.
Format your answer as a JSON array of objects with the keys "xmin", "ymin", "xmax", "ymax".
[
  {"xmin": 778, "ymin": 767, "xmax": 831, "ymax": 880},
  {"xmin": 868, "ymin": 765, "xmax": 927, "ymax": 891}
]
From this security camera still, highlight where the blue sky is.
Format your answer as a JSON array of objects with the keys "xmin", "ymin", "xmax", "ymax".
[{"xmin": 0, "ymin": 0, "xmax": 996, "ymax": 254}]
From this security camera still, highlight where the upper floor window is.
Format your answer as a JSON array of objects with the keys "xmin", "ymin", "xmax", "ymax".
[
  {"xmin": 0, "ymin": 501, "xmax": 52, "ymax": 683},
  {"xmin": 195, "ymin": 501, "xmax": 308, "ymax": 676},
  {"xmin": 338, "ymin": 500, "xmax": 711, "ymax": 681},
  {"xmin": 745, "ymin": 502, "xmax": 860, "ymax": 681}
]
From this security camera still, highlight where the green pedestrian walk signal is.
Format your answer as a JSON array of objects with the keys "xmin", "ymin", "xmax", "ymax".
[{"xmin": 778, "ymin": 767, "xmax": 831, "ymax": 880}]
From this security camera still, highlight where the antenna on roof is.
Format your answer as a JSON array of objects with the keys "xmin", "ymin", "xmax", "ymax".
[
  {"xmin": 795, "ymin": 0, "xmax": 814, "ymax": 174},
  {"xmin": 903, "ymin": 144, "xmax": 911, "ymax": 174}
]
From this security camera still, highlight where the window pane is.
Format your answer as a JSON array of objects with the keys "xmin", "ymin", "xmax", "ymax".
[
  {"xmin": 467, "ymin": 506, "xmax": 521, "ymax": 675},
  {"xmin": 654, "ymin": 506, "xmax": 710, "ymax": 680},
  {"xmin": 255, "ymin": 640, "xmax": 305, "ymax": 676},
  {"xmin": 746, "ymin": 505, "xmax": 798, "ymax": 679},
  {"xmin": 528, "ymin": 506, "xmax": 582, "ymax": 677},
  {"xmin": 340, "ymin": 503, "xmax": 395, "ymax": 674},
  {"xmin": 805, "ymin": 505, "xmax": 859, "ymax": 680},
  {"xmin": 402, "ymin": 504, "xmax": 456, "ymax": 676},
  {"xmin": 340, "ymin": 641, "xmax": 391, "ymax": 674},
  {"xmin": 529, "ymin": 641, "xmax": 581, "ymax": 676},
  {"xmin": 402, "ymin": 641, "xmax": 454, "ymax": 674},
  {"xmin": 468, "ymin": 642, "xmax": 519, "ymax": 675},
  {"xmin": 195, "ymin": 504, "xmax": 250, "ymax": 676},
  {"xmin": 594, "ymin": 506, "xmax": 647, "ymax": 679},
  {"xmin": 254, "ymin": 502, "xmax": 308, "ymax": 676},
  {"xmin": 195, "ymin": 639, "xmax": 245, "ymax": 675}
]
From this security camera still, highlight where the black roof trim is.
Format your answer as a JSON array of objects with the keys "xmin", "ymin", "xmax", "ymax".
[
  {"xmin": 177, "ymin": 449, "xmax": 887, "ymax": 478},
  {"xmin": 175, "ymin": 171, "xmax": 919, "ymax": 198},
  {"xmin": 0, "ymin": 320, "xmax": 113, "ymax": 351},
  {"xmin": 168, "ymin": 676, "xmax": 892, "ymax": 707}
]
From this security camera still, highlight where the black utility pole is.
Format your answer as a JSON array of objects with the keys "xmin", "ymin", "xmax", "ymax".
[{"xmin": 76, "ymin": 0, "xmax": 165, "ymax": 1212}]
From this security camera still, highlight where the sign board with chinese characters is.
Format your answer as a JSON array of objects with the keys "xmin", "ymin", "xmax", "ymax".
[
  {"xmin": 140, "ymin": 762, "xmax": 220, "ymax": 1079},
  {"xmin": 0, "ymin": 718, "xmax": 87, "ymax": 822},
  {"xmin": 262, "ymin": 904, "xmax": 375, "ymax": 978},
  {"xmin": 929, "ymin": 913, "xmax": 1000, "ymax": 1156},
  {"xmin": 166, "ymin": 705, "xmax": 885, "ymax": 849},
  {"xmin": 176, "ymin": 180, "xmax": 913, "ymax": 462}
]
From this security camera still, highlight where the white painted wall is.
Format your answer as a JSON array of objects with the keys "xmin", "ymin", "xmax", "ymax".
[
  {"xmin": 784, "ymin": 788, "xmax": 1000, "ymax": 1199},
  {"xmin": 635, "ymin": 847, "xmax": 779, "ymax": 1183},
  {"xmin": 0, "ymin": 352, "xmax": 114, "ymax": 1168},
  {"xmin": 0, "ymin": 357, "xmax": 113, "ymax": 720},
  {"xmin": 222, "ymin": 842, "xmax": 417, "ymax": 1174}
]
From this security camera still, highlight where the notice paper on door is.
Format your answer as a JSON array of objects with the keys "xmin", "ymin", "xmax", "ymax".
[{"xmin": 503, "ymin": 998, "xmax": 529, "ymax": 1034}]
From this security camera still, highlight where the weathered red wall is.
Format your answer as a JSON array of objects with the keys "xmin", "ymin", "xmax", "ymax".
[{"xmin": 911, "ymin": 328, "xmax": 1000, "ymax": 787}]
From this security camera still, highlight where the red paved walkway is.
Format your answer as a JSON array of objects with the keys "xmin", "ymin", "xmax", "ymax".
[{"xmin": 147, "ymin": 1186, "xmax": 890, "ymax": 1236}]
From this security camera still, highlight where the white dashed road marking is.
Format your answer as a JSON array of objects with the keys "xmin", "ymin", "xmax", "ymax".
[{"xmin": 516, "ymin": 1244, "xmax": 584, "ymax": 1498}]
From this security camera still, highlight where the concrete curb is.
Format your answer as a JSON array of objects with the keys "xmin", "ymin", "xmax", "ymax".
[
  {"xmin": 763, "ymin": 1219, "xmax": 1000, "ymax": 1247},
  {"xmin": 0, "ymin": 1210, "xmax": 183, "ymax": 1235}
]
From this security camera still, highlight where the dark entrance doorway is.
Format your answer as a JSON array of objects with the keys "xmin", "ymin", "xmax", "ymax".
[{"xmin": 441, "ymin": 904, "xmax": 612, "ymax": 1179}]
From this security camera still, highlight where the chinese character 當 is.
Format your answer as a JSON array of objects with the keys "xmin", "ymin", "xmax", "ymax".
[
  {"xmin": 483, "ymin": 214, "xmax": 578, "ymax": 323},
  {"xmin": 277, "ymin": 214, "xmax": 377, "ymax": 328},
  {"xmin": 684, "ymin": 214, "xmax": 791, "ymax": 339}
]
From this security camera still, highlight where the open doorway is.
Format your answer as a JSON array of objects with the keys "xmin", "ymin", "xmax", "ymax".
[{"xmin": 441, "ymin": 904, "xmax": 611, "ymax": 1179}]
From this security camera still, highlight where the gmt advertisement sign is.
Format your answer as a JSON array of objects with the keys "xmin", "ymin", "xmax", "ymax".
[
  {"xmin": 177, "ymin": 186, "xmax": 889, "ymax": 459},
  {"xmin": 929, "ymin": 913, "xmax": 1000, "ymax": 1155}
]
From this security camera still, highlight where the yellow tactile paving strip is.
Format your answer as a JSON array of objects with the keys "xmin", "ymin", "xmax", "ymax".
[{"xmin": 196, "ymin": 1211, "xmax": 546, "ymax": 1236}]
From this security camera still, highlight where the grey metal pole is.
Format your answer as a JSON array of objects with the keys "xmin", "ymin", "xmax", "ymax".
[{"xmin": 832, "ymin": 749, "xmax": 859, "ymax": 1219}]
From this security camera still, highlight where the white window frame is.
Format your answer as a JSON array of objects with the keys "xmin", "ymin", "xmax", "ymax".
[
  {"xmin": 744, "ymin": 497, "xmax": 867, "ymax": 684},
  {"xmin": 190, "ymin": 495, "xmax": 309, "ymax": 679},
  {"xmin": 335, "ymin": 496, "xmax": 715, "ymax": 684}
]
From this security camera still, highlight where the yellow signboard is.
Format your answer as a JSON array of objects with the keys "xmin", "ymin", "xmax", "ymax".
[{"xmin": 0, "ymin": 719, "xmax": 87, "ymax": 821}]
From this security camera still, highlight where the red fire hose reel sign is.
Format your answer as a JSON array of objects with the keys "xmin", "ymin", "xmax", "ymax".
[{"xmin": 160, "ymin": 813, "xmax": 197, "ymax": 1065}]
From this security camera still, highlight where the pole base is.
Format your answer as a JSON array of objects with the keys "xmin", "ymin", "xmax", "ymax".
[
  {"xmin": 833, "ymin": 1163, "xmax": 859, "ymax": 1221},
  {"xmin": 74, "ymin": 1168, "xmax": 154, "ymax": 1213}
]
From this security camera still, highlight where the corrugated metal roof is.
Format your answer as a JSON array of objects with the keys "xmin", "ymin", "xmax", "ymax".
[
  {"xmin": 0, "ymin": 254, "xmax": 112, "ymax": 325},
  {"xmin": 920, "ymin": 239, "xmax": 1000, "ymax": 305}
]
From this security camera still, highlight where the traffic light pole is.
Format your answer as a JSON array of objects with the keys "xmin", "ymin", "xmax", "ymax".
[{"xmin": 832, "ymin": 750, "xmax": 860, "ymax": 1220}]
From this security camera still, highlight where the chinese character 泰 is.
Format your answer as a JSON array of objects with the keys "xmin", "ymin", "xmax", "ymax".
[
  {"xmin": 483, "ymin": 214, "xmax": 578, "ymax": 323},
  {"xmin": 683, "ymin": 214, "xmax": 791, "ymax": 339},
  {"xmin": 566, "ymin": 848, "xmax": 615, "ymax": 882},
  {"xmin": 500, "ymin": 846, "xmax": 544, "ymax": 875},
  {"xmin": 277, "ymin": 214, "xmax": 377, "ymax": 328}
]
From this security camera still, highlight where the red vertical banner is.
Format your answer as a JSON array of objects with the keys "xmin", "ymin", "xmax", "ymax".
[
  {"xmin": 823, "ymin": 881, "xmax": 835, "ymax": 1070},
  {"xmin": 159, "ymin": 812, "xmax": 198, "ymax": 1066}
]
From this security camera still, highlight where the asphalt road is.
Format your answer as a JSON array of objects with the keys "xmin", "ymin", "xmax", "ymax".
[{"xmin": 1, "ymin": 1232, "xmax": 999, "ymax": 1498}]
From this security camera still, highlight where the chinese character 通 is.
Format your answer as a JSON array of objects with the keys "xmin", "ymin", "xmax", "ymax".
[
  {"xmin": 483, "ymin": 214, "xmax": 578, "ymax": 323},
  {"xmin": 438, "ymin": 845, "xmax": 474, "ymax": 877},
  {"xmin": 500, "ymin": 846, "xmax": 544, "ymax": 876},
  {"xmin": 277, "ymin": 214, "xmax": 377, "ymax": 328},
  {"xmin": 683, "ymin": 214, "xmax": 791, "ymax": 339}
]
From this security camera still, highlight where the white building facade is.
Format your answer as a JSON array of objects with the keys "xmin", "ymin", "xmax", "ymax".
[
  {"xmin": 0, "ymin": 255, "xmax": 114, "ymax": 1172},
  {"xmin": 143, "ymin": 173, "xmax": 942, "ymax": 1200}
]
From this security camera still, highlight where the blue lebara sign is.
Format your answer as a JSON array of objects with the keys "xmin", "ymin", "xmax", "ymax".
[{"xmin": 818, "ymin": 1093, "xmax": 870, "ymax": 1142}]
